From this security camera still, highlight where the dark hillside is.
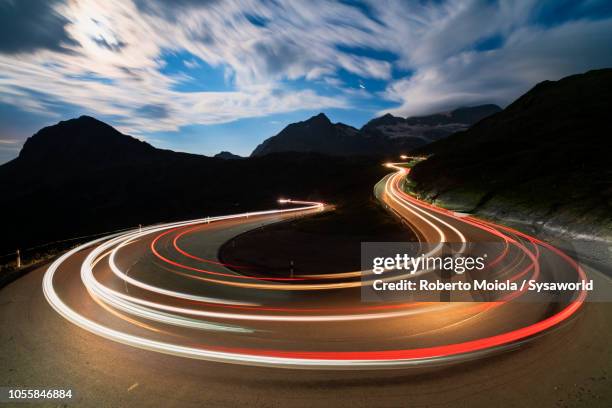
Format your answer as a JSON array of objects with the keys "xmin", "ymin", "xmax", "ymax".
[
  {"xmin": 0, "ymin": 117, "xmax": 389, "ymax": 254},
  {"xmin": 410, "ymin": 69, "xmax": 612, "ymax": 238}
]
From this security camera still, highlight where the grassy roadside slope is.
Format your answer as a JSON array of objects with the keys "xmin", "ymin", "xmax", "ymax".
[{"xmin": 409, "ymin": 69, "xmax": 612, "ymax": 241}]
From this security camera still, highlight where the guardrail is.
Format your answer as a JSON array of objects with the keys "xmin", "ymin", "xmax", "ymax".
[
  {"xmin": 0, "ymin": 224, "xmax": 143, "ymax": 271},
  {"xmin": 1, "ymin": 200, "xmax": 325, "ymax": 285}
]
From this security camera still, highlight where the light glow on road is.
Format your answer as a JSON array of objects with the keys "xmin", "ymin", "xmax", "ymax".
[{"xmin": 42, "ymin": 176, "xmax": 588, "ymax": 369}]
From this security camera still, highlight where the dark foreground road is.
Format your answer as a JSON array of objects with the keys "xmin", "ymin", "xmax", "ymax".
[
  {"xmin": 1, "ymin": 266, "xmax": 611, "ymax": 407},
  {"xmin": 1, "ymin": 166, "xmax": 611, "ymax": 407}
]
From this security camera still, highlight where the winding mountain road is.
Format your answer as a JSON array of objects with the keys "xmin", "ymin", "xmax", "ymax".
[{"xmin": 1, "ymin": 164, "xmax": 611, "ymax": 407}]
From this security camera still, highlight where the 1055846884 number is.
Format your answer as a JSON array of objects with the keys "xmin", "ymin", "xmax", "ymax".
[{"xmin": 4, "ymin": 388, "xmax": 73, "ymax": 401}]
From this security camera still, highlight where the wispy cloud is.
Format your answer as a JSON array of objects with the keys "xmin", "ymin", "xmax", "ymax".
[
  {"xmin": 0, "ymin": 0, "xmax": 611, "ymax": 143},
  {"xmin": 379, "ymin": 2, "xmax": 612, "ymax": 116},
  {"xmin": 0, "ymin": 0, "xmax": 361, "ymax": 135}
]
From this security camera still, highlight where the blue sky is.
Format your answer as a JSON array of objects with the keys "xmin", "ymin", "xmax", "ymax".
[{"xmin": 1, "ymin": 0, "xmax": 612, "ymax": 163}]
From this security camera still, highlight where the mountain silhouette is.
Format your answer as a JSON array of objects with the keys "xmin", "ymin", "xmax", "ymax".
[
  {"xmin": 18, "ymin": 116, "xmax": 160, "ymax": 166},
  {"xmin": 410, "ymin": 69, "xmax": 612, "ymax": 238},
  {"xmin": 251, "ymin": 113, "xmax": 374, "ymax": 156},
  {"xmin": 251, "ymin": 105, "xmax": 500, "ymax": 157},
  {"xmin": 214, "ymin": 151, "xmax": 243, "ymax": 159},
  {"xmin": 0, "ymin": 119, "xmax": 387, "ymax": 254}
]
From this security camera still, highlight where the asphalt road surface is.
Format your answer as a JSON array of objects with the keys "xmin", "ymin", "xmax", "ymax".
[{"xmin": 1, "ymin": 165, "xmax": 611, "ymax": 407}]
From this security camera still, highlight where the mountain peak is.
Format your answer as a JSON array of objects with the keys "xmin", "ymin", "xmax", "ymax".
[
  {"xmin": 308, "ymin": 112, "xmax": 331, "ymax": 124},
  {"xmin": 251, "ymin": 104, "xmax": 502, "ymax": 157},
  {"xmin": 361, "ymin": 113, "xmax": 404, "ymax": 129},
  {"xmin": 17, "ymin": 116, "xmax": 157, "ymax": 166},
  {"xmin": 77, "ymin": 114, "xmax": 100, "ymax": 121},
  {"xmin": 214, "ymin": 151, "xmax": 242, "ymax": 160},
  {"xmin": 250, "ymin": 112, "xmax": 363, "ymax": 157}
]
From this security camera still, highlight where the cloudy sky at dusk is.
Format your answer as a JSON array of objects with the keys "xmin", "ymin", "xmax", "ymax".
[{"xmin": 1, "ymin": 0, "xmax": 611, "ymax": 163}]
